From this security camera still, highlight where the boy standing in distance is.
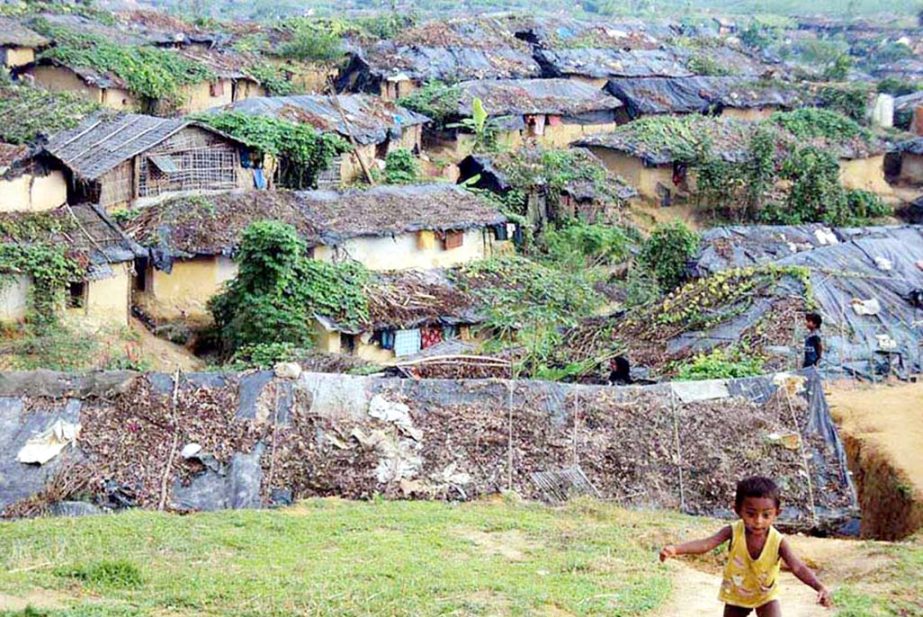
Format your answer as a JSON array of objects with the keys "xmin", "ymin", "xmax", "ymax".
[
  {"xmin": 660, "ymin": 476, "xmax": 832, "ymax": 616},
  {"xmin": 803, "ymin": 312, "xmax": 823, "ymax": 368}
]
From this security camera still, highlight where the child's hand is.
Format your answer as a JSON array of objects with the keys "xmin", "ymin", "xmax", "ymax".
[
  {"xmin": 816, "ymin": 586, "xmax": 833, "ymax": 608},
  {"xmin": 659, "ymin": 545, "xmax": 677, "ymax": 562}
]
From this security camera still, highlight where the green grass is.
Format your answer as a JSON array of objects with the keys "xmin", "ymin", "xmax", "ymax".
[
  {"xmin": 0, "ymin": 498, "xmax": 700, "ymax": 617},
  {"xmin": 832, "ymin": 536, "xmax": 923, "ymax": 617}
]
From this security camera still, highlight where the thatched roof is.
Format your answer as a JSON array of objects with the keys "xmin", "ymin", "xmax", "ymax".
[
  {"xmin": 297, "ymin": 184, "xmax": 506, "ymax": 242},
  {"xmin": 576, "ymin": 113, "xmax": 881, "ymax": 165},
  {"xmin": 221, "ymin": 94, "xmax": 429, "ymax": 146},
  {"xmin": 43, "ymin": 112, "xmax": 245, "ymax": 181},
  {"xmin": 113, "ymin": 10, "xmax": 224, "ymax": 47},
  {"xmin": 506, "ymin": 16, "xmax": 668, "ymax": 50},
  {"xmin": 454, "ymin": 79, "xmax": 622, "ymax": 117},
  {"xmin": 0, "ymin": 204, "xmax": 141, "ymax": 273},
  {"xmin": 172, "ymin": 46, "xmax": 258, "ymax": 80},
  {"xmin": 127, "ymin": 186, "xmax": 505, "ymax": 258},
  {"xmin": 606, "ymin": 77, "xmax": 804, "ymax": 118},
  {"xmin": 124, "ymin": 190, "xmax": 322, "ymax": 258},
  {"xmin": 0, "ymin": 17, "xmax": 49, "ymax": 48},
  {"xmin": 0, "ymin": 143, "xmax": 29, "ymax": 172},
  {"xmin": 363, "ymin": 269, "xmax": 483, "ymax": 330}
]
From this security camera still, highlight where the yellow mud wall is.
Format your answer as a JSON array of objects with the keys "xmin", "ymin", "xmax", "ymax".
[
  {"xmin": 30, "ymin": 170, "xmax": 67, "ymax": 211},
  {"xmin": 31, "ymin": 65, "xmax": 103, "ymax": 104},
  {"xmin": 0, "ymin": 170, "xmax": 67, "ymax": 212},
  {"xmin": 318, "ymin": 229, "xmax": 491, "ymax": 271},
  {"xmin": 431, "ymin": 130, "xmax": 523, "ymax": 164},
  {"xmin": 388, "ymin": 125, "xmax": 423, "ymax": 153},
  {"xmin": 539, "ymin": 121, "xmax": 620, "ymax": 148},
  {"xmin": 314, "ymin": 323, "xmax": 341, "ymax": 354},
  {"xmin": 179, "ymin": 79, "xmax": 234, "ymax": 114},
  {"xmin": 340, "ymin": 143, "xmax": 378, "ymax": 184},
  {"xmin": 0, "ymin": 176, "xmax": 30, "ymax": 212},
  {"xmin": 899, "ymin": 153, "xmax": 923, "ymax": 185},
  {"xmin": 100, "ymin": 87, "xmax": 139, "ymax": 111},
  {"xmin": 144, "ymin": 256, "xmax": 238, "ymax": 322},
  {"xmin": 84, "ymin": 262, "xmax": 131, "ymax": 327},
  {"xmin": 3, "ymin": 47, "xmax": 35, "ymax": 68},
  {"xmin": 839, "ymin": 155, "xmax": 892, "ymax": 197},
  {"xmin": 588, "ymin": 149, "xmax": 677, "ymax": 203},
  {"xmin": 0, "ymin": 275, "xmax": 30, "ymax": 322},
  {"xmin": 721, "ymin": 107, "xmax": 776, "ymax": 121},
  {"xmin": 355, "ymin": 339, "xmax": 396, "ymax": 364},
  {"xmin": 272, "ymin": 61, "xmax": 338, "ymax": 93},
  {"xmin": 233, "ymin": 79, "xmax": 266, "ymax": 102}
]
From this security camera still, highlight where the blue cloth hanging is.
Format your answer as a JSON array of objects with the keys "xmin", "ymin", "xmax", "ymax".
[{"xmin": 253, "ymin": 168, "xmax": 267, "ymax": 190}]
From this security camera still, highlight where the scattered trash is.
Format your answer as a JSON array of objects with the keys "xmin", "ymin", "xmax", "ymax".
[
  {"xmin": 814, "ymin": 228, "xmax": 838, "ymax": 246},
  {"xmin": 851, "ymin": 298, "xmax": 881, "ymax": 316},
  {"xmin": 873, "ymin": 256, "xmax": 893, "ymax": 271},
  {"xmin": 274, "ymin": 362, "xmax": 302, "ymax": 380},
  {"xmin": 368, "ymin": 395, "xmax": 423, "ymax": 441},
  {"xmin": 766, "ymin": 432, "xmax": 802, "ymax": 450},
  {"xmin": 180, "ymin": 443, "xmax": 202, "ymax": 459},
  {"xmin": 17, "ymin": 420, "xmax": 80, "ymax": 465},
  {"xmin": 876, "ymin": 334, "xmax": 898, "ymax": 351}
]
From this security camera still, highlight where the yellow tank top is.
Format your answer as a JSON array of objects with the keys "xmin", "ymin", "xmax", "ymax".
[{"xmin": 718, "ymin": 520, "xmax": 783, "ymax": 609}]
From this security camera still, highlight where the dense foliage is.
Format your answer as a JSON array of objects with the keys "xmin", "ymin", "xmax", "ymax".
[
  {"xmin": 770, "ymin": 108, "xmax": 866, "ymax": 141},
  {"xmin": 637, "ymin": 222, "xmax": 699, "ymax": 292},
  {"xmin": 383, "ymin": 148, "xmax": 420, "ymax": 184},
  {"xmin": 817, "ymin": 85, "xmax": 871, "ymax": 123},
  {"xmin": 275, "ymin": 19, "xmax": 345, "ymax": 61},
  {"xmin": 675, "ymin": 348, "xmax": 765, "ymax": 380},
  {"xmin": 541, "ymin": 220, "xmax": 632, "ymax": 269},
  {"xmin": 398, "ymin": 82, "xmax": 462, "ymax": 128},
  {"xmin": 33, "ymin": 21, "xmax": 214, "ymax": 108},
  {"xmin": 246, "ymin": 65, "xmax": 295, "ymax": 96},
  {"xmin": 0, "ymin": 81, "xmax": 99, "ymax": 145},
  {"xmin": 210, "ymin": 221, "xmax": 369, "ymax": 359},
  {"xmin": 194, "ymin": 112, "xmax": 351, "ymax": 189}
]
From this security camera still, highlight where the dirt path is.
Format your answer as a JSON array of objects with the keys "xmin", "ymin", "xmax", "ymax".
[
  {"xmin": 655, "ymin": 562, "xmax": 825, "ymax": 617},
  {"xmin": 128, "ymin": 317, "xmax": 205, "ymax": 373}
]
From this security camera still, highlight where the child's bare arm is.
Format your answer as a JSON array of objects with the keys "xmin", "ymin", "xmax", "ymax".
[
  {"xmin": 779, "ymin": 539, "xmax": 832, "ymax": 608},
  {"xmin": 660, "ymin": 526, "xmax": 732, "ymax": 562}
]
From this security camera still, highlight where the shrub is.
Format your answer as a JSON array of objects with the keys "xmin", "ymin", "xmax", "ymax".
[
  {"xmin": 637, "ymin": 222, "xmax": 699, "ymax": 291},
  {"xmin": 817, "ymin": 85, "xmax": 871, "ymax": 123},
  {"xmin": 277, "ymin": 25, "xmax": 344, "ymax": 62},
  {"xmin": 56, "ymin": 560, "xmax": 143, "ymax": 589},
  {"xmin": 542, "ymin": 221, "xmax": 632, "ymax": 269},
  {"xmin": 675, "ymin": 348, "xmax": 764, "ymax": 381},
  {"xmin": 398, "ymin": 82, "xmax": 461, "ymax": 128},
  {"xmin": 383, "ymin": 148, "xmax": 420, "ymax": 184}
]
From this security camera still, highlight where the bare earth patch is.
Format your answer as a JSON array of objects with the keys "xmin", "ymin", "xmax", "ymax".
[
  {"xmin": 455, "ymin": 529, "xmax": 538, "ymax": 562},
  {"xmin": 0, "ymin": 589, "xmax": 68, "ymax": 611}
]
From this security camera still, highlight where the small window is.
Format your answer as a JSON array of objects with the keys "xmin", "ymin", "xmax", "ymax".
[
  {"xmin": 340, "ymin": 333, "xmax": 356, "ymax": 354},
  {"xmin": 68, "ymin": 282, "xmax": 87, "ymax": 309},
  {"xmin": 210, "ymin": 81, "xmax": 225, "ymax": 97},
  {"xmin": 443, "ymin": 230, "xmax": 464, "ymax": 250},
  {"xmin": 134, "ymin": 264, "xmax": 148, "ymax": 292}
]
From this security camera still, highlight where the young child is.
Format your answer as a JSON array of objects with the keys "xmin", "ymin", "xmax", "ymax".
[
  {"xmin": 803, "ymin": 313, "xmax": 823, "ymax": 369},
  {"xmin": 659, "ymin": 476, "xmax": 832, "ymax": 616}
]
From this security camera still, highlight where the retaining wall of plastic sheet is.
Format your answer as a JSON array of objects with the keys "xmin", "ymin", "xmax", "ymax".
[{"xmin": 0, "ymin": 369, "xmax": 858, "ymax": 533}]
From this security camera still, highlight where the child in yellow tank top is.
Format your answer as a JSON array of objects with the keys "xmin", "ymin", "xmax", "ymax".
[{"xmin": 659, "ymin": 476, "xmax": 832, "ymax": 616}]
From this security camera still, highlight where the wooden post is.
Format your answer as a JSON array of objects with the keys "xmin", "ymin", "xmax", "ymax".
[{"xmin": 326, "ymin": 78, "xmax": 375, "ymax": 185}]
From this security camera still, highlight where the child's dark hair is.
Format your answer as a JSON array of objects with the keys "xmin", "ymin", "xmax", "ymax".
[
  {"xmin": 805, "ymin": 312, "xmax": 822, "ymax": 328},
  {"xmin": 735, "ymin": 476, "xmax": 781, "ymax": 510}
]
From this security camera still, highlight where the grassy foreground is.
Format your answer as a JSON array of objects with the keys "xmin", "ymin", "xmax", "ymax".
[
  {"xmin": 0, "ymin": 498, "xmax": 919, "ymax": 617},
  {"xmin": 0, "ymin": 498, "xmax": 705, "ymax": 617}
]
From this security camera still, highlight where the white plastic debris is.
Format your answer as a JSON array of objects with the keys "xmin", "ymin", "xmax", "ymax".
[
  {"xmin": 17, "ymin": 420, "xmax": 80, "ymax": 465},
  {"xmin": 873, "ymin": 256, "xmax": 893, "ymax": 271},
  {"xmin": 851, "ymin": 298, "xmax": 881, "ymax": 316},
  {"xmin": 814, "ymin": 228, "xmax": 838, "ymax": 246},
  {"xmin": 876, "ymin": 334, "xmax": 898, "ymax": 351},
  {"xmin": 273, "ymin": 362, "xmax": 302, "ymax": 380},
  {"xmin": 181, "ymin": 443, "xmax": 203, "ymax": 459},
  {"xmin": 671, "ymin": 380, "xmax": 729, "ymax": 403},
  {"xmin": 368, "ymin": 395, "xmax": 422, "ymax": 441}
]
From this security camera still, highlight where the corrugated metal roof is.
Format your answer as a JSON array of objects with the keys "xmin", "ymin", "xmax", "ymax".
[
  {"xmin": 537, "ymin": 47, "xmax": 693, "ymax": 79},
  {"xmin": 455, "ymin": 78, "xmax": 622, "ymax": 117}
]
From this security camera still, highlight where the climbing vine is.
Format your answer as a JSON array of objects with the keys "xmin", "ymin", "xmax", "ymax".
[
  {"xmin": 194, "ymin": 112, "xmax": 350, "ymax": 189},
  {"xmin": 246, "ymin": 65, "xmax": 295, "ymax": 96},
  {"xmin": 33, "ymin": 21, "xmax": 214, "ymax": 107},
  {"xmin": 398, "ymin": 81, "xmax": 462, "ymax": 129},
  {"xmin": 0, "ymin": 244, "xmax": 83, "ymax": 325},
  {"xmin": 210, "ymin": 221, "xmax": 369, "ymax": 359},
  {"xmin": 0, "ymin": 81, "xmax": 99, "ymax": 145}
]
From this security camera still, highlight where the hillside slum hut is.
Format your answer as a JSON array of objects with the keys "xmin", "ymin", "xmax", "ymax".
[
  {"xmin": 124, "ymin": 191, "xmax": 318, "ymax": 324},
  {"xmin": 25, "ymin": 57, "xmax": 141, "ymax": 112},
  {"xmin": 314, "ymin": 269, "xmax": 485, "ymax": 363},
  {"xmin": 534, "ymin": 47, "xmax": 692, "ymax": 88},
  {"xmin": 0, "ymin": 17, "xmax": 48, "ymax": 70},
  {"xmin": 606, "ymin": 77, "xmax": 804, "ymax": 122},
  {"xmin": 424, "ymin": 79, "xmax": 625, "ymax": 160},
  {"xmin": 336, "ymin": 19, "xmax": 542, "ymax": 100},
  {"xmin": 458, "ymin": 147, "xmax": 637, "ymax": 226},
  {"xmin": 154, "ymin": 46, "xmax": 266, "ymax": 115},
  {"xmin": 43, "ymin": 113, "xmax": 265, "ymax": 211},
  {"xmin": 0, "ymin": 144, "xmax": 68, "ymax": 213},
  {"xmin": 694, "ymin": 224, "xmax": 923, "ymax": 377},
  {"xmin": 0, "ymin": 204, "xmax": 141, "ymax": 327},
  {"xmin": 300, "ymin": 184, "xmax": 509, "ymax": 270},
  {"xmin": 220, "ymin": 94, "xmax": 429, "ymax": 186},
  {"xmin": 890, "ymin": 137, "xmax": 923, "ymax": 185},
  {"xmin": 125, "ymin": 186, "xmax": 509, "ymax": 323},
  {"xmin": 574, "ymin": 116, "xmax": 753, "ymax": 206},
  {"xmin": 575, "ymin": 114, "xmax": 891, "ymax": 206},
  {"xmin": 112, "ymin": 9, "xmax": 226, "ymax": 49},
  {"xmin": 508, "ymin": 15, "xmax": 672, "ymax": 51}
]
